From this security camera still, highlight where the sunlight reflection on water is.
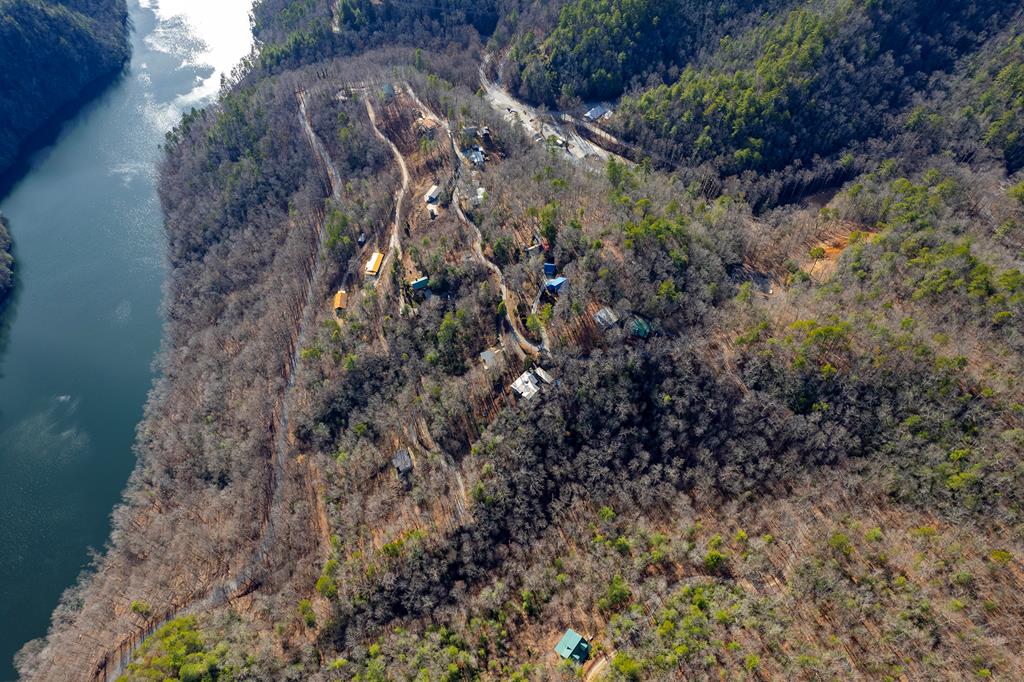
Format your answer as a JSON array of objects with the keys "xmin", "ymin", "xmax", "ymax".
[{"xmin": 140, "ymin": 0, "xmax": 255, "ymax": 107}]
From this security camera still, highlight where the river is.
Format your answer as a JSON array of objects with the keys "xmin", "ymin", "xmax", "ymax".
[{"xmin": 0, "ymin": 2, "xmax": 252, "ymax": 678}]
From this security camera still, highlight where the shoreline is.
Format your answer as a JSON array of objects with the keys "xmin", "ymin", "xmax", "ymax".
[{"xmin": 0, "ymin": 63, "xmax": 129, "ymax": 203}]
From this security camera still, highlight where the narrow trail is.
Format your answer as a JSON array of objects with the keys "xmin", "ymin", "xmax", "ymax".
[
  {"xmin": 363, "ymin": 95, "xmax": 409, "ymax": 314},
  {"xmin": 220, "ymin": 87, "xmax": 336, "ymax": 597},
  {"xmin": 529, "ymin": 287, "xmax": 553, "ymax": 351},
  {"xmin": 94, "ymin": 89, "xmax": 337, "ymax": 682}
]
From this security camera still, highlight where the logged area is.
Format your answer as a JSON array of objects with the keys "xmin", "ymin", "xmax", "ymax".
[{"xmin": 14, "ymin": 0, "xmax": 1024, "ymax": 680}]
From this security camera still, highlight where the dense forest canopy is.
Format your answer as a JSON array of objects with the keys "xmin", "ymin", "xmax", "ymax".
[
  {"xmin": 18, "ymin": 0, "xmax": 1024, "ymax": 680},
  {"xmin": 0, "ymin": 0, "xmax": 129, "ymax": 176},
  {"xmin": 611, "ymin": 0, "xmax": 1014, "ymax": 175},
  {"xmin": 506, "ymin": 0, "xmax": 785, "ymax": 105}
]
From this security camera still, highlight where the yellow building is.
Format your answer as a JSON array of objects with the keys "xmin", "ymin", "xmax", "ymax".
[
  {"xmin": 365, "ymin": 251, "xmax": 383, "ymax": 276},
  {"xmin": 333, "ymin": 289, "xmax": 348, "ymax": 315}
]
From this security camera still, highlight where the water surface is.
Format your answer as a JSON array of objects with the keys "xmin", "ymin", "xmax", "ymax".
[{"xmin": 0, "ymin": 2, "xmax": 252, "ymax": 677}]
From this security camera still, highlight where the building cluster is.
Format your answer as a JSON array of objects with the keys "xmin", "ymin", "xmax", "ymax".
[
  {"xmin": 510, "ymin": 366, "xmax": 554, "ymax": 400},
  {"xmin": 461, "ymin": 125, "xmax": 491, "ymax": 169}
]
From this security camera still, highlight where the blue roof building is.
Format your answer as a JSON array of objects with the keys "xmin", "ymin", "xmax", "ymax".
[
  {"xmin": 555, "ymin": 629, "xmax": 590, "ymax": 663},
  {"xmin": 410, "ymin": 276, "xmax": 430, "ymax": 291},
  {"xmin": 545, "ymin": 276, "xmax": 567, "ymax": 294},
  {"xmin": 544, "ymin": 262, "xmax": 556, "ymax": 277}
]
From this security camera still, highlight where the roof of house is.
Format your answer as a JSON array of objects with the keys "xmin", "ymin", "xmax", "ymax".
[
  {"xmin": 585, "ymin": 105, "xmax": 610, "ymax": 120},
  {"xmin": 533, "ymin": 367, "xmax": 554, "ymax": 384},
  {"xmin": 333, "ymin": 290, "xmax": 348, "ymax": 310},
  {"xmin": 630, "ymin": 316, "xmax": 652, "ymax": 338},
  {"xmin": 365, "ymin": 251, "xmax": 384, "ymax": 276},
  {"xmin": 511, "ymin": 371, "xmax": 540, "ymax": 399},
  {"xmin": 544, "ymin": 262, "xmax": 557, "ymax": 276},
  {"xmin": 425, "ymin": 184, "xmax": 441, "ymax": 202},
  {"xmin": 410, "ymin": 276, "xmax": 429, "ymax": 291},
  {"xmin": 546, "ymin": 276, "xmax": 568, "ymax": 291},
  {"xmin": 555, "ymin": 629, "xmax": 589, "ymax": 660},
  {"xmin": 594, "ymin": 306, "xmax": 619, "ymax": 329},
  {"xmin": 480, "ymin": 348, "xmax": 499, "ymax": 369}
]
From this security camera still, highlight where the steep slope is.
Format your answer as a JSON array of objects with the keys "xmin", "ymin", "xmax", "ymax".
[{"xmin": 18, "ymin": 1, "xmax": 1024, "ymax": 680}]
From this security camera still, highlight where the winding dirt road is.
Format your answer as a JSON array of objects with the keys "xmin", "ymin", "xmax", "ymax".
[{"xmin": 405, "ymin": 84, "xmax": 545, "ymax": 358}]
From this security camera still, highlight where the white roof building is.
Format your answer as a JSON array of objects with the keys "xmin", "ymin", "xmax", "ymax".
[
  {"xmin": 511, "ymin": 371, "xmax": 540, "ymax": 400},
  {"xmin": 585, "ymin": 105, "xmax": 611, "ymax": 122}
]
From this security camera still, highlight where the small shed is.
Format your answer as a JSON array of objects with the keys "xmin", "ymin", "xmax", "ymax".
[
  {"xmin": 425, "ymin": 185, "xmax": 441, "ymax": 204},
  {"xmin": 533, "ymin": 367, "xmax": 554, "ymax": 384},
  {"xmin": 526, "ymin": 243, "xmax": 543, "ymax": 257},
  {"xmin": 545, "ymin": 276, "xmax": 568, "ymax": 294},
  {"xmin": 511, "ymin": 371, "xmax": 540, "ymax": 400},
  {"xmin": 585, "ymin": 105, "xmax": 610, "ymax": 122},
  {"xmin": 543, "ymin": 262, "xmax": 557, "ymax": 277},
  {"xmin": 593, "ymin": 306, "xmax": 619, "ymax": 330},
  {"xmin": 392, "ymin": 449, "xmax": 413, "ymax": 476},
  {"xmin": 357, "ymin": 232, "xmax": 367, "ymax": 247},
  {"xmin": 467, "ymin": 149, "xmax": 485, "ymax": 167},
  {"xmin": 629, "ymin": 316, "xmax": 652, "ymax": 339},
  {"xmin": 480, "ymin": 348, "xmax": 501, "ymax": 370},
  {"xmin": 365, "ymin": 251, "xmax": 384, "ymax": 276},
  {"xmin": 416, "ymin": 117, "xmax": 440, "ymax": 136},
  {"xmin": 333, "ymin": 289, "xmax": 348, "ymax": 315},
  {"xmin": 410, "ymin": 276, "xmax": 430, "ymax": 292},
  {"xmin": 555, "ymin": 629, "xmax": 590, "ymax": 663},
  {"xmin": 471, "ymin": 187, "xmax": 487, "ymax": 207}
]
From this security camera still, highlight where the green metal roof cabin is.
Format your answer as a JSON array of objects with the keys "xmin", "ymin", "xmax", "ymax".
[
  {"xmin": 629, "ymin": 316, "xmax": 652, "ymax": 339},
  {"xmin": 554, "ymin": 629, "xmax": 590, "ymax": 663}
]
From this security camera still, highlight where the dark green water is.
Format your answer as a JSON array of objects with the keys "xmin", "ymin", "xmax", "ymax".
[{"xmin": 0, "ymin": 2, "xmax": 250, "ymax": 677}]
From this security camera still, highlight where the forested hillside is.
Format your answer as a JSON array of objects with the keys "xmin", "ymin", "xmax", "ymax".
[
  {"xmin": 17, "ymin": 0, "xmax": 1024, "ymax": 680},
  {"xmin": 505, "ymin": 0, "xmax": 783, "ymax": 105},
  {"xmin": 0, "ymin": 0, "xmax": 130, "ymax": 177},
  {"xmin": 612, "ymin": 0, "xmax": 1011, "ymax": 175}
]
